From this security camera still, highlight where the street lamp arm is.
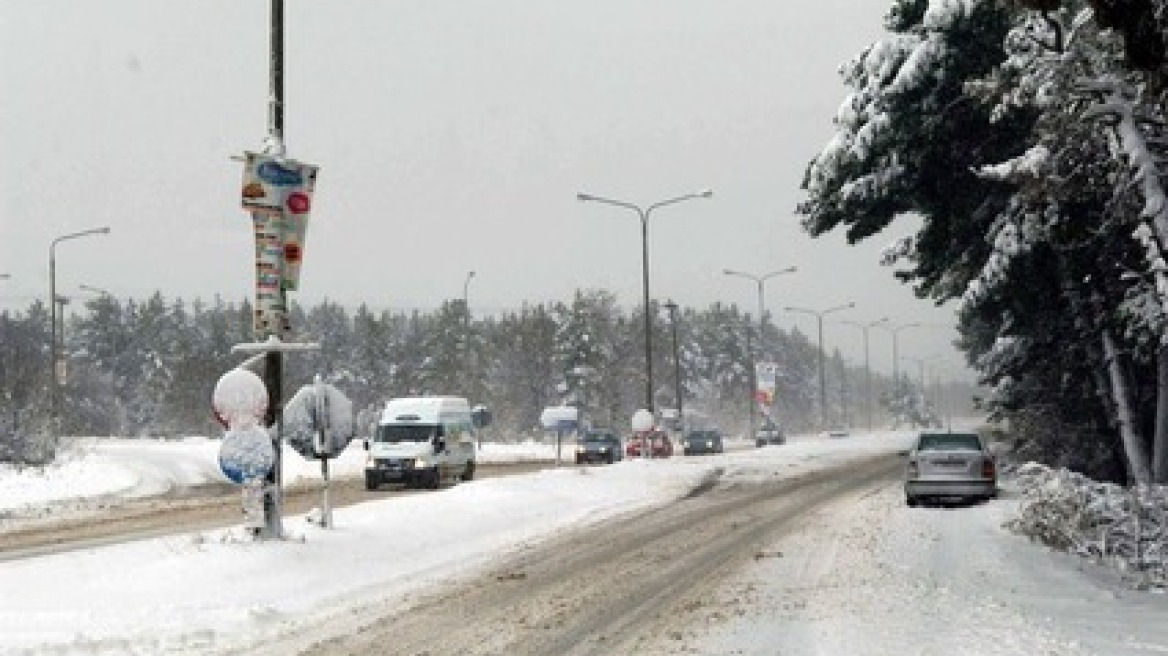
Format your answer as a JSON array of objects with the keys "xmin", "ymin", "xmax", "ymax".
[
  {"xmin": 79, "ymin": 284, "xmax": 112, "ymax": 296},
  {"xmin": 576, "ymin": 193, "xmax": 644, "ymax": 217},
  {"xmin": 783, "ymin": 305, "xmax": 818, "ymax": 318},
  {"xmin": 722, "ymin": 268, "xmax": 757, "ymax": 282},
  {"xmin": 51, "ymin": 226, "xmax": 111, "ymax": 250},
  {"xmin": 760, "ymin": 266, "xmax": 798, "ymax": 282},
  {"xmin": 823, "ymin": 302, "xmax": 855, "ymax": 317},
  {"xmin": 646, "ymin": 189, "xmax": 713, "ymax": 215}
]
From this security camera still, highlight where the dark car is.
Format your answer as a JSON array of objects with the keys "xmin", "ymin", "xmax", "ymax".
[
  {"xmin": 682, "ymin": 430, "xmax": 724, "ymax": 455},
  {"xmin": 904, "ymin": 431, "xmax": 997, "ymax": 506},
  {"xmin": 625, "ymin": 430, "xmax": 674, "ymax": 458},
  {"xmin": 755, "ymin": 422, "xmax": 786, "ymax": 447},
  {"xmin": 575, "ymin": 430, "xmax": 623, "ymax": 464}
]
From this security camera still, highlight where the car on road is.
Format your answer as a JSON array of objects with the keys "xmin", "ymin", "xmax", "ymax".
[
  {"xmin": 681, "ymin": 429, "xmax": 724, "ymax": 455},
  {"xmin": 575, "ymin": 430, "xmax": 623, "ymax": 464},
  {"xmin": 626, "ymin": 430, "xmax": 673, "ymax": 458},
  {"xmin": 755, "ymin": 422, "xmax": 785, "ymax": 447},
  {"xmin": 904, "ymin": 431, "xmax": 997, "ymax": 506}
]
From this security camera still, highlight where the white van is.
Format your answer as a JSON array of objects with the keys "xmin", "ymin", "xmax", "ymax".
[{"xmin": 364, "ymin": 396, "xmax": 476, "ymax": 490}]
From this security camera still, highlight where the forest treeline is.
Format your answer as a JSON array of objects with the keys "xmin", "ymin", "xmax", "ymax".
[{"xmin": 0, "ymin": 289, "xmax": 959, "ymax": 462}]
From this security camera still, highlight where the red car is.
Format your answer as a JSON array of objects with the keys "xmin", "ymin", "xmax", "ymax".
[{"xmin": 625, "ymin": 430, "xmax": 673, "ymax": 458}]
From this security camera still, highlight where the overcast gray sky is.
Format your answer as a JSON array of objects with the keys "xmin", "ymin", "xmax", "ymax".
[{"xmin": 0, "ymin": 1, "xmax": 969, "ymax": 379}]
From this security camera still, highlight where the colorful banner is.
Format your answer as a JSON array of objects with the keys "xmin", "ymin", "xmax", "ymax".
[
  {"xmin": 251, "ymin": 212, "xmax": 289, "ymax": 336},
  {"xmin": 241, "ymin": 152, "xmax": 319, "ymax": 292},
  {"xmin": 241, "ymin": 152, "xmax": 319, "ymax": 335},
  {"xmin": 755, "ymin": 361, "xmax": 778, "ymax": 418}
]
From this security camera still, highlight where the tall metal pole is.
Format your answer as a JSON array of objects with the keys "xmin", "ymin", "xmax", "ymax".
[
  {"xmin": 577, "ymin": 189, "xmax": 713, "ymax": 416},
  {"xmin": 48, "ymin": 227, "xmax": 109, "ymax": 441},
  {"xmin": 722, "ymin": 267, "xmax": 797, "ymax": 332},
  {"xmin": 785, "ymin": 302, "xmax": 854, "ymax": 430},
  {"xmin": 722, "ymin": 267, "xmax": 796, "ymax": 434},
  {"xmin": 640, "ymin": 212, "xmax": 652, "ymax": 413},
  {"xmin": 842, "ymin": 317, "xmax": 887, "ymax": 433},
  {"xmin": 462, "ymin": 270, "xmax": 475, "ymax": 394},
  {"xmin": 270, "ymin": 0, "xmax": 284, "ymax": 140},
  {"xmin": 816, "ymin": 315, "xmax": 825, "ymax": 428},
  {"xmin": 745, "ymin": 318, "xmax": 756, "ymax": 441},
  {"xmin": 883, "ymin": 322, "xmax": 920, "ymax": 406},
  {"xmin": 664, "ymin": 300, "xmax": 682, "ymax": 428},
  {"xmin": 260, "ymin": 0, "xmax": 286, "ymax": 540}
]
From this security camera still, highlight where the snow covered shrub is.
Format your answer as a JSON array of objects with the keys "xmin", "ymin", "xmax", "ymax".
[{"xmin": 1007, "ymin": 462, "xmax": 1168, "ymax": 589}]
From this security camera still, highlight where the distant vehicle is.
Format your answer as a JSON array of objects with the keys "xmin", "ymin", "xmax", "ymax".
[
  {"xmin": 904, "ymin": 431, "xmax": 997, "ymax": 507},
  {"xmin": 364, "ymin": 396, "xmax": 477, "ymax": 491},
  {"xmin": 681, "ymin": 429, "xmax": 724, "ymax": 455},
  {"xmin": 827, "ymin": 428, "xmax": 849, "ymax": 438},
  {"xmin": 755, "ymin": 422, "xmax": 785, "ymax": 447},
  {"xmin": 626, "ymin": 430, "xmax": 673, "ymax": 458},
  {"xmin": 575, "ymin": 430, "xmax": 623, "ymax": 465}
]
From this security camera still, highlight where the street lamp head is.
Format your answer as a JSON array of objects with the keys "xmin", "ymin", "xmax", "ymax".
[
  {"xmin": 576, "ymin": 192, "xmax": 594, "ymax": 202},
  {"xmin": 697, "ymin": 189, "xmax": 713, "ymax": 198}
]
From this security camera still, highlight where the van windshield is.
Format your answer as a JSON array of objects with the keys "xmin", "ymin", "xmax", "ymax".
[{"xmin": 374, "ymin": 424, "xmax": 437, "ymax": 444}]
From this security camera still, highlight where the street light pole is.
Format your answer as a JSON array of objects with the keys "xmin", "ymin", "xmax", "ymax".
[
  {"xmin": 663, "ymin": 300, "xmax": 683, "ymax": 430},
  {"xmin": 722, "ymin": 267, "xmax": 797, "ymax": 329},
  {"xmin": 841, "ymin": 317, "xmax": 887, "ymax": 433},
  {"xmin": 462, "ymin": 270, "xmax": 475, "ymax": 393},
  {"xmin": 881, "ymin": 322, "xmax": 921, "ymax": 389},
  {"xmin": 784, "ymin": 302, "xmax": 854, "ymax": 430},
  {"xmin": 49, "ymin": 226, "xmax": 110, "ymax": 438},
  {"xmin": 577, "ymin": 189, "xmax": 712, "ymax": 415}
]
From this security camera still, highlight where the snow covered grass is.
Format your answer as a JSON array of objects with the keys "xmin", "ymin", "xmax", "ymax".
[{"xmin": 1006, "ymin": 462, "xmax": 1168, "ymax": 590}]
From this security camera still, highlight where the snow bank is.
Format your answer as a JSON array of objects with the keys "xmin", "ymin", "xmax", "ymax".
[{"xmin": 1006, "ymin": 462, "xmax": 1168, "ymax": 589}]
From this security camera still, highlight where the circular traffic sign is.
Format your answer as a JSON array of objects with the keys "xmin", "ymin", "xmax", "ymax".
[
  {"xmin": 218, "ymin": 425, "xmax": 275, "ymax": 484},
  {"xmin": 212, "ymin": 368, "xmax": 268, "ymax": 429}
]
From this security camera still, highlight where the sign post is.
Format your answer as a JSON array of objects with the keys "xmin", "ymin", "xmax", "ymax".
[
  {"xmin": 284, "ymin": 376, "xmax": 355, "ymax": 529},
  {"xmin": 230, "ymin": 0, "xmax": 320, "ymax": 540}
]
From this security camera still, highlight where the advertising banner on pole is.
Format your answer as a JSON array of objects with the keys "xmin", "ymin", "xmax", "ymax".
[
  {"xmin": 755, "ymin": 362, "xmax": 778, "ymax": 419},
  {"xmin": 251, "ymin": 212, "xmax": 288, "ymax": 336},
  {"xmin": 241, "ymin": 151, "xmax": 319, "ymax": 292},
  {"xmin": 241, "ymin": 152, "xmax": 319, "ymax": 335}
]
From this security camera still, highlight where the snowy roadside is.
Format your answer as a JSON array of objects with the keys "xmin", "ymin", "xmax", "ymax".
[
  {"xmin": 0, "ymin": 436, "xmax": 563, "ymax": 522},
  {"xmin": 0, "ymin": 431, "xmax": 913, "ymax": 656},
  {"xmin": 654, "ymin": 472, "xmax": 1168, "ymax": 656}
]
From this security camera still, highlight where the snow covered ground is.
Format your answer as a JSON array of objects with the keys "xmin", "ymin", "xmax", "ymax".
[{"xmin": 2, "ymin": 431, "xmax": 1168, "ymax": 655}]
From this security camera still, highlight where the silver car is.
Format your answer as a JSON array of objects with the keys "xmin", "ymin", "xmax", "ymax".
[{"xmin": 904, "ymin": 431, "xmax": 997, "ymax": 507}]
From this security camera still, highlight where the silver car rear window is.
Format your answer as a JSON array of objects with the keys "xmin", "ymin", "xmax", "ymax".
[{"xmin": 917, "ymin": 433, "xmax": 982, "ymax": 451}]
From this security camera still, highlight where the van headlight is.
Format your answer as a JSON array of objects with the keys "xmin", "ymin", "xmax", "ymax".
[{"xmin": 413, "ymin": 458, "xmax": 428, "ymax": 469}]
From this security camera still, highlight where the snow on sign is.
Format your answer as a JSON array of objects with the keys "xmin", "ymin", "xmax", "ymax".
[
  {"xmin": 283, "ymin": 380, "xmax": 355, "ymax": 460},
  {"xmin": 218, "ymin": 425, "xmax": 275, "ymax": 484},
  {"xmin": 212, "ymin": 368, "xmax": 274, "ymax": 484},
  {"xmin": 212, "ymin": 368, "xmax": 268, "ymax": 428}
]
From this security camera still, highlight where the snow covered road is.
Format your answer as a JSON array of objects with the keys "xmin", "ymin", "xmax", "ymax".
[
  {"xmin": 658, "ymin": 472, "xmax": 1168, "ymax": 655},
  {"xmin": 5, "ymin": 432, "xmax": 1168, "ymax": 655}
]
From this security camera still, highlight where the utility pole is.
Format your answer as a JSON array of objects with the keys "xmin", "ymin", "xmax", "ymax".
[
  {"xmin": 664, "ymin": 300, "xmax": 683, "ymax": 429},
  {"xmin": 260, "ymin": 0, "xmax": 286, "ymax": 539}
]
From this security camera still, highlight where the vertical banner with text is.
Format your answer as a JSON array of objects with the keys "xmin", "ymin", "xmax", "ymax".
[
  {"xmin": 241, "ymin": 152, "xmax": 319, "ymax": 336},
  {"xmin": 754, "ymin": 361, "xmax": 778, "ymax": 421}
]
